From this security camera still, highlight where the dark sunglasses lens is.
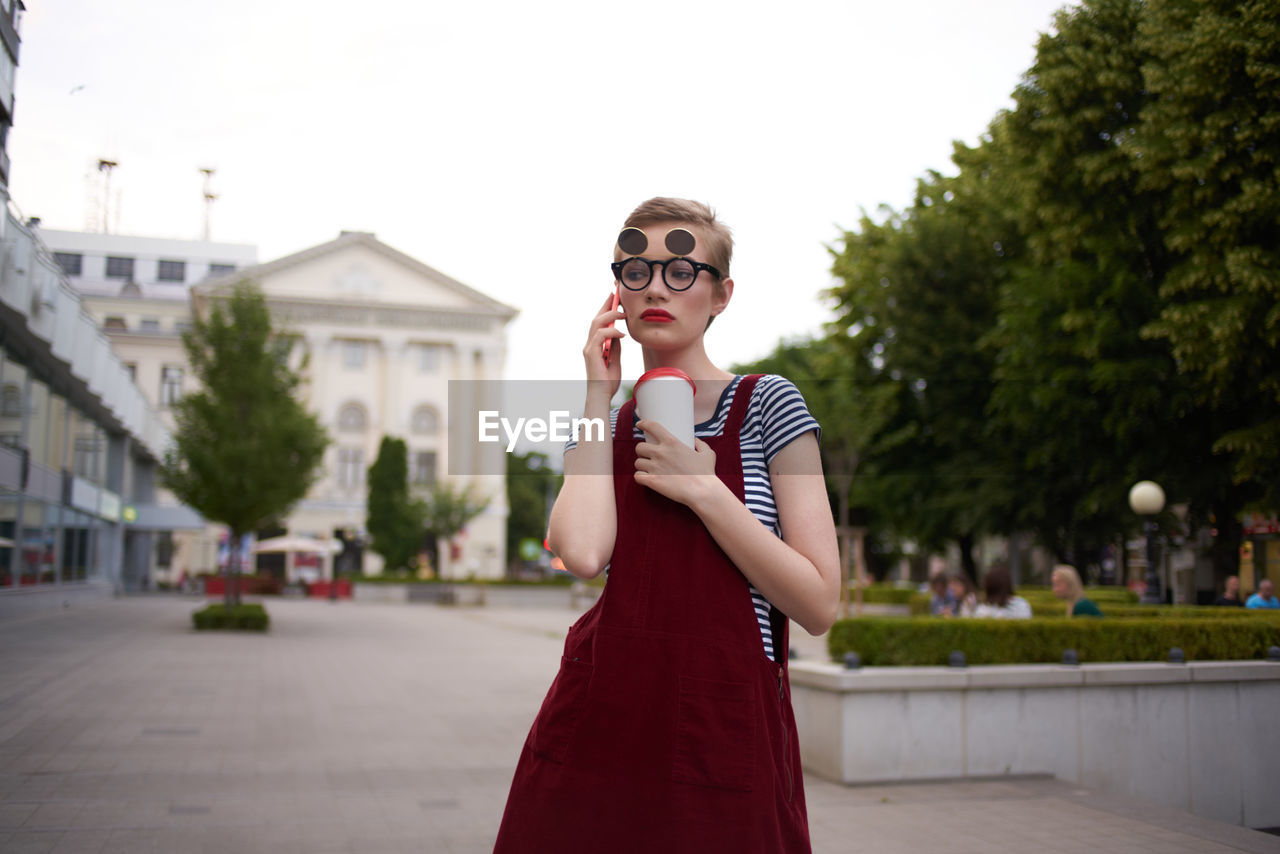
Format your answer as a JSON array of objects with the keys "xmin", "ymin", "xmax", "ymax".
[
  {"xmin": 617, "ymin": 228, "xmax": 648, "ymax": 256},
  {"xmin": 619, "ymin": 258, "xmax": 652, "ymax": 289},
  {"xmin": 664, "ymin": 228, "xmax": 696, "ymax": 256},
  {"xmin": 664, "ymin": 259, "xmax": 697, "ymax": 290}
]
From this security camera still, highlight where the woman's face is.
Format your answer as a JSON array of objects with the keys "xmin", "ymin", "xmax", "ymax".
[
  {"xmin": 614, "ymin": 222, "xmax": 730, "ymax": 352},
  {"xmin": 1051, "ymin": 572, "xmax": 1069, "ymax": 598}
]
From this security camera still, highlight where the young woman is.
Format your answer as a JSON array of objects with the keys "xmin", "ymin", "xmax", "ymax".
[
  {"xmin": 1051, "ymin": 564, "xmax": 1103, "ymax": 617},
  {"xmin": 493, "ymin": 198, "xmax": 840, "ymax": 852}
]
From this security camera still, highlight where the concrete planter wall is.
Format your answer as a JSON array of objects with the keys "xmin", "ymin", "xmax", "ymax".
[{"xmin": 790, "ymin": 659, "xmax": 1280, "ymax": 829}]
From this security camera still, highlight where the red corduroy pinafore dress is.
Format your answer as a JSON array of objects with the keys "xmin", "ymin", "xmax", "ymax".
[{"xmin": 493, "ymin": 374, "xmax": 811, "ymax": 853}]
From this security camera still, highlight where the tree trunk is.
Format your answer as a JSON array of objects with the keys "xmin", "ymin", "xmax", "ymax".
[
  {"xmin": 230, "ymin": 531, "xmax": 243, "ymax": 608},
  {"xmin": 958, "ymin": 532, "xmax": 977, "ymax": 584},
  {"xmin": 223, "ymin": 534, "xmax": 235, "ymax": 611}
]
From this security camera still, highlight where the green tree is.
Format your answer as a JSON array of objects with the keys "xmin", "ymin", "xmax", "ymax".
[
  {"xmin": 366, "ymin": 436, "xmax": 426, "ymax": 575},
  {"xmin": 423, "ymin": 480, "xmax": 491, "ymax": 578},
  {"xmin": 161, "ymin": 282, "xmax": 330, "ymax": 607},
  {"xmin": 983, "ymin": 0, "xmax": 1176, "ymax": 563},
  {"xmin": 505, "ymin": 451, "xmax": 560, "ymax": 570},
  {"xmin": 1135, "ymin": 0, "xmax": 1280, "ymax": 510},
  {"xmin": 735, "ymin": 336, "xmax": 908, "ymax": 599},
  {"xmin": 827, "ymin": 155, "xmax": 1018, "ymax": 579}
]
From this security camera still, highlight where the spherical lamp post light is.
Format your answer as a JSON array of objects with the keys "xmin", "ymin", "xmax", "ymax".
[{"xmin": 1129, "ymin": 480, "xmax": 1166, "ymax": 605}]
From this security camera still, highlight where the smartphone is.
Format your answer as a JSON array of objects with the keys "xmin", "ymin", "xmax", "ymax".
[{"xmin": 601, "ymin": 284, "xmax": 620, "ymax": 364}]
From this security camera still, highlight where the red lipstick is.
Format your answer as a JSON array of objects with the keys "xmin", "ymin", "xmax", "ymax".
[{"xmin": 640, "ymin": 309, "xmax": 675, "ymax": 323}]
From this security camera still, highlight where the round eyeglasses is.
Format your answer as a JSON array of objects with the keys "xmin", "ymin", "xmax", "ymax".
[{"xmin": 610, "ymin": 257, "xmax": 722, "ymax": 292}]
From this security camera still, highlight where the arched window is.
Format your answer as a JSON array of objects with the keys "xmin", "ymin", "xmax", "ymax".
[
  {"xmin": 337, "ymin": 403, "xmax": 367, "ymax": 433},
  {"xmin": 410, "ymin": 405, "xmax": 439, "ymax": 435}
]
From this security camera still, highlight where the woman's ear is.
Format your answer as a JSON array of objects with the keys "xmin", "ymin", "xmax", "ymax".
[{"xmin": 712, "ymin": 277, "xmax": 734, "ymax": 317}]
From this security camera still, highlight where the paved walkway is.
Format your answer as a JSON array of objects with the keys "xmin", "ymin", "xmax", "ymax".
[{"xmin": 1, "ymin": 596, "xmax": 1277, "ymax": 854}]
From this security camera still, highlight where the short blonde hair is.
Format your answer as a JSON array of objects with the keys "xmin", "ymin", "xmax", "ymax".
[
  {"xmin": 622, "ymin": 197, "xmax": 733, "ymax": 276},
  {"xmin": 1053, "ymin": 564, "xmax": 1084, "ymax": 615}
]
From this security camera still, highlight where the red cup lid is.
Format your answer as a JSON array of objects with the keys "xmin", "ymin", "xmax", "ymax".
[{"xmin": 635, "ymin": 367, "xmax": 697, "ymax": 395}]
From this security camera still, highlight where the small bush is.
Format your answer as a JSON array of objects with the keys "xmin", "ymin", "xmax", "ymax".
[
  {"xmin": 827, "ymin": 615, "xmax": 1280, "ymax": 666},
  {"xmin": 193, "ymin": 603, "xmax": 270, "ymax": 632}
]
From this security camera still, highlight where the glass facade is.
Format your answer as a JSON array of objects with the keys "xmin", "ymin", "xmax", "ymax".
[{"xmin": 0, "ymin": 343, "xmax": 125, "ymax": 592}]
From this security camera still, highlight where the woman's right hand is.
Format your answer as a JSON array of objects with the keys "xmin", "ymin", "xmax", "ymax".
[{"xmin": 583, "ymin": 289, "xmax": 624, "ymax": 395}]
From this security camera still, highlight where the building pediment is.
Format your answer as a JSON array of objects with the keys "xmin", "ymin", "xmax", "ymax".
[{"xmin": 192, "ymin": 231, "xmax": 517, "ymax": 321}]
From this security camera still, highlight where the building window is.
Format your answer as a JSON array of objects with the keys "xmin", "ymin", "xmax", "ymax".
[
  {"xmin": 155, "ymin": 532, "xmax": 174, "ymax": 569},
  {"xmin": 337, "ymin": 403, "xmax": 367, "ymax": 433},
  {"xmin": 103, "ymin": 316, "xmax": 127, "ymax": 330},
  {"xmin": 411, "ymin": 451, "xmax": 437, "ymax": 486},
  {"xmin": 160, "ymin": 366, "xmax": 184, "ymax": 406},
  {"xmin": 417, "ymin": 343, "xmax": 442, "ymax": 373},
  {"xmin": 124, "ymin": 363, "xmax": 137, "ymax": 381},
  {"xmin": 74, "ymin": 436, "xmax": 101, "ymax": 479},
  {"xmin": 140, "ymin": 318, "xmax": 161, "ymax": 332},
  {"xmin": 1, "ymin": 383, "xmax": 21, "ymax": 417},
  {"xmin": 157, "ymin": 260, "xmax": 186, "ymax": 282},
  {"xmin": 53, "ymin": 253, "xmax": 83, "ymax": 276},
  {"xmin": 105, "ymin": 256, "xmax": 135, "ymax": 280},
  {"xmin": 410, "ymin": 405, "xmax": 439, "ymax": 435},
  {"xmin": 209, "ymin": 263, "xmax": 236, "ymax": 276},
  {"xmin": 343, "ymin": 340, "xmax": 366, "ymax": 369},
  {"xmin": 337, "ymin": 448, "xmax": 364, "ymax": 489}
]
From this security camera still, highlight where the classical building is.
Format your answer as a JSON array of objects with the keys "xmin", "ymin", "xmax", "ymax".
[{"xmin": 192, "ymin": 231, "xmax": 517, "ymax": 579}]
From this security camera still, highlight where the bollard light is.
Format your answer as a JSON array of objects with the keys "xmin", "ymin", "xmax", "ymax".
[
  {"xmin": 1062, "ymin": 649, "xmax": 1079, "ymax": 666},
  {"xmin": 948, "ymin": 650, "xmax": 967, "ymax": 668},
  {"xmin": 843, "ymin": 652, "xmax": 862, "ymax": 670}
]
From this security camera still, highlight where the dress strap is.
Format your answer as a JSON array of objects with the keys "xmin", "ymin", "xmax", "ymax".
[{"xmin": 723, "ymin": 374, "xmax": 762, "ymax": 437}]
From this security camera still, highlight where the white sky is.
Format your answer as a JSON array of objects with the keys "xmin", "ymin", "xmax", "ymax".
[{"xmin": 10, "ymin": 0, "xmax": 1068, "ymax": 384}]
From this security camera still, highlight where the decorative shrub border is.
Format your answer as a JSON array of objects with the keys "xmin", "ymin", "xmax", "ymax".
[{"xmin": 827, "ymin": 615, "xmax": 1280, "ymax": 666}]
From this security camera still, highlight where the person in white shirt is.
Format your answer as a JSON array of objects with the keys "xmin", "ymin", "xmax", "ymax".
[{"xmin": 971, "ymin": 564, "xmax": 1032, "ymax": 619}]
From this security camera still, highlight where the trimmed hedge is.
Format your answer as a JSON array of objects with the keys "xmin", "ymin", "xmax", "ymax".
[
  {"xmin": 851, "ymin": 585, "xmax": 917, "ymax": 606},
  {"xmin": 193, "ymin": 603, "xmax": 270, "ymax": 632},
  {"xmin": 826, "ymin": 615, "xmax": 1280, "ymax": 666}
]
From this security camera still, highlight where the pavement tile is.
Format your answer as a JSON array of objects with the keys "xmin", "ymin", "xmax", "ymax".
[{"xmin": 3, "ymin": 596, "xmax": 1280, "ymax": 854}]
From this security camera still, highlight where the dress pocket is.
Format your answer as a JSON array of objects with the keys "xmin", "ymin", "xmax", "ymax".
[
  {"xmin": 672, "ymin": 675, "xmax": 756, "ymax": 791},
  {"xmin": 530, "ymin": 656, "xmax": 593, "ymax": 764}
]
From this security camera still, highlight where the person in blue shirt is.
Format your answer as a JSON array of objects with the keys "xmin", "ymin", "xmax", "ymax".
[{"xmin": 1245, "ymin": 578, "xmax": 1279, "ymax": 609}]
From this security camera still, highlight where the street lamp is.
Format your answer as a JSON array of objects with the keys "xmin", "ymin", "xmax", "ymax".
[{"xmin": 1129, "ymin": 480, "xmax": 1166, "ymax": 605}]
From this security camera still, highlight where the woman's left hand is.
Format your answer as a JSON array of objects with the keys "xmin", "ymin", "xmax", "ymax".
[{"xmin": 633, "ymin": 419, "xmax": 719, "ymax": 507}]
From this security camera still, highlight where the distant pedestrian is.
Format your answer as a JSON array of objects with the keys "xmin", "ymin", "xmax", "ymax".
[
  {"xmin": 1245, "ymin": 578, "xmax": 1279, "ymax": 609},
  {"xmin": 1051, "ymin": 564, "xmax": 1102, "ymax": 618},
  {"xmin": 947, "ymin": 574, "xmax": 977, "ymax": 618},
  {"xmin": 928, "ymin": 572, "xmax": 958, "ymax": 616},
  {"xmin": 1213, "ymin": 575, "xmax": 1244, "ymax": 607},
  {"xmin": 972, "ymin": 564, "xmax": 1032, "ymax": 619}
]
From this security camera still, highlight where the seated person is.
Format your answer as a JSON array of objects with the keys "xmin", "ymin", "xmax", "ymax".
[
  {"xmin": 1051, "ymin": 564, "xmax": 1102, "ymax": 617},
  {"xmin": 971, "ymin": 564, "xmax": 1032, "ymax": 619}
]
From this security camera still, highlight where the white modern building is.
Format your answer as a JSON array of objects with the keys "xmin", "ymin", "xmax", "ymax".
[
  {"xmin": 40, "ymin": 228, "xmax": 258, "ymax": 586},
  {"xmin": 0, "ymin": 0, "xmax": 184, "ymax": 616}
]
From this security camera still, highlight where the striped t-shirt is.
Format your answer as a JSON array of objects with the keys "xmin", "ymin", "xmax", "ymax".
[{"xmin": 569, "ymin": 374, "xmax": 820, "ymax": 661}]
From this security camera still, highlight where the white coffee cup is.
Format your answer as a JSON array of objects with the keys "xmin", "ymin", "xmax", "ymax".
[{"xmin": 634, "ymin": 368, "xmax": 697, "ymax": 448}]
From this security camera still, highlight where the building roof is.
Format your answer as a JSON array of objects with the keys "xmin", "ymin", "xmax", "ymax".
[{"xmin": 194, "ymin": 231, "xmax": 518, "ymax": 320}]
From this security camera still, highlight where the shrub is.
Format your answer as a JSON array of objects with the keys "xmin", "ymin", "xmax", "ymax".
[
  {"xmin": 193, "ymin": 603, "xmax": 270, "ymax": 632},
  {"xmin": 826, "ymin": 615, "xmax": 1280, "ymax": 666}
]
